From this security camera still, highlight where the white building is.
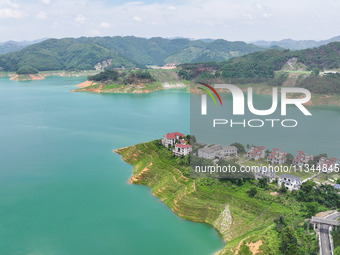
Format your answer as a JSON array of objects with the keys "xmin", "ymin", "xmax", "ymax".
[
  {"xmin": 198, "ymin": 145, "xmax": 237, "ymax": 159},
  {"xmin": 254, "ymin": 167, "xmax": 276, "ymax": 182},
  {"xmin": 278, "ymin": 174, "xmax": 301, "ymax": 191},
  {"xmin": 293, "ymin": 151, "xmax": 313, "ymax": 167},
  {"xmin": 247, "ymin": 146, "xmax": 266, "ymax": 160},
  {"xmin": 221, "ymin": 146, "xmax": 238, "ymax": 156},
  {"xmin": 267, "ymin": 148, "xmax": 287, "ymax": 165},
  {"xmin": 173, "ymin": 144, "xmax": 192, "ymax": 157},
  {"xmin": 162, "ymin": 132, "xmax": 185, "ymax": 148}
]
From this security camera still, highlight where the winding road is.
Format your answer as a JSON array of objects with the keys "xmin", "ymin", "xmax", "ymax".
[{"xmin": 320, "ymin": 211, "xmax": 339, "ymax": 255}]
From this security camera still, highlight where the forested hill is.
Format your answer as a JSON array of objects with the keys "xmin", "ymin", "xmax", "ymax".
[
  {"xmin": 0, "ymin": 36, "xmax": 263, "ymax": 72},
  {"xmin": 178, "ymin": 42, "xmax": 340, "ymax": 81}
]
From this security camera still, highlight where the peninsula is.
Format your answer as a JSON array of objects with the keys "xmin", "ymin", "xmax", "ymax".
[{"xmin": 115, "ymin": 135, "xmax": 340, "ymax": 254}]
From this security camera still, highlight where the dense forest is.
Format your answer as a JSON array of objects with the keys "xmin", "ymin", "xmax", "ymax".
[
  {"xmin": 178, "ymin": 42, "xmax": 340, "ymax": 81},
  {"xmin": 88, "ymin": 69, "xmax": 155, "ymax": 85},
  {"xmin": 0, "ymin": 36, "xmax": 263, "ymax": 72}
]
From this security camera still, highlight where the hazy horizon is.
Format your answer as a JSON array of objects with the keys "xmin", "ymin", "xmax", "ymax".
[
  {"xmin": 1, "ymin": 34, "xmax": 340, "ymax": 45},
  {"xmin": 0, "ymin": 0, "xmax": 339, "ymax": 42}
]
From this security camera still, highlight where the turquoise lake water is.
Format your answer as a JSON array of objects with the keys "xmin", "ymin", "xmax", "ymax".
[{"xmin": 0, "ymin": 77, "xmax": 224, "ymax": 255}]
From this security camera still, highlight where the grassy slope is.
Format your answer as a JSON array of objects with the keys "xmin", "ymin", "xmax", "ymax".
[{"xmin": 115, "ymin": 140, "xmax": 306, "ymax": 254}]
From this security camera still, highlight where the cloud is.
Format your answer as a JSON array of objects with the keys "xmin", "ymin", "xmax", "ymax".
[
  {"xmin": 41, "ymin": 0, "xmax": 51, "ymax": 4},
  {"xmin": 0, "ymin": 8, "xmax": 22, "ymax": 18},
  {"xmin": 133, "ymin": 16, "xmax": 142, "ymax": 22},
  {"xmin": 36, "ymin": 11, "xmax": 47, "ymax": 19},
  {"xmin": 0, "ymin": 0, "xmax": 19, "ymax": 9},
  {"xmin": 90, "ymin": 29, "xmax": 100, "ymax": 35},
  {"xmin": 1, "ymin": 0, "xmax": 340, "ymax": 42},
  {"xmin": 74, "ymin": 14, "xmax": 86, "ymax": 24},
  {"xmin": 100, "ymin": 22, "xmax": 110, "ymax": 28}
]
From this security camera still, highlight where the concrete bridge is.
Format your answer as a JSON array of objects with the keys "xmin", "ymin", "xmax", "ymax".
[
  {"xmin": 310, "ymin": 213, "xmax": 339, "ymax": 255},
  {"xmin": 311, "ymin": 216, "xmax": 340, "ymax": 227}
]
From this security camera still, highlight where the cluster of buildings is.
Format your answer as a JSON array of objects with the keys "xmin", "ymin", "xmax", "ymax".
[
  {"xmin": 246, "ymin": 146, "xmax": 266, "ymax": 160},
  {"xmin": 162, "ymin": 132, "xmax": 192, "ymax": 157},
  {"xmin": 267, "ymin": 148, "xmax": 287, "ymax": 165},
  {"xmin": 254, "ymin": 167, "xmax": 302, "ymax": 191},
  {"xmin": 246, "ymin": 146, "xmax": 288, "ymax": 164},
  {"xmin": 292, "ymin": 151, "xmax": 313, "ymax": 166},
  {"xmin": 198, "ymin": 144, "xmax": 238, "ymax": 160},
  {"xmin": 247, "ymin": 146, "xmax": 339, "ymax": 171},
  {"xmin": 317, "ymin": 157, "xmax": 338, "ymax": 172}
]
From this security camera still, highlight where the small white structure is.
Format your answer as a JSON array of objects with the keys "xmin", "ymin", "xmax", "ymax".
[
  {"xmin": 221, "ymin": 146, "xmax": 238, "ymax": 156},
  {"xmin": 267, "ymin": 148, "xmax": 287, "ymax": 165},
  {"xmin": 293, "ymin": 151, "xmax": 313, "ymax": 166},
  {"xmin": 254, "ymin": 167, "xmax": 276, "ymax": 183},
  {"xmin": 198, "ymin": 144, "xmax": 237, "ymax": 159},
  {"xmin": 198, "ymin": 145, "xmax": 223, "ymax": 159},
  {"xmin": 247, "ymin": 146, "xmax": 266, "ymax": 160},
  {"xmin": 278, "ymin": 174, "xmax": 301, "ymax": 191},
  {"xmin": 173, "ymin": 144, "xmax": 192, "ymax": 157},
  {"xmin": 162, "ymin": 132, "xmax": 185, "ymax": 148},
  {"xmin": 317, "ymin": 157, "xmax": 338, "ymax": 173}
]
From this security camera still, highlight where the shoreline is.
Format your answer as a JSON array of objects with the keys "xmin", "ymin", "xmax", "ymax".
[
  {"xmin": 73, "ymin": 81, "xmax": 188, "ymax": 94},
  {"xmin": 1, "ymin": 70, "xmax": 100, "ymax": 81},
  {"xmin": 76, "ymin": 80, "xmax": 340, "ymax": 106},
  {"xmin": 114, "ymin": 146, "xmax": 227, "ymax": 254},
  {"xmin": 113, "ymin": 142, "xmax": 295, "ymax": 254}
]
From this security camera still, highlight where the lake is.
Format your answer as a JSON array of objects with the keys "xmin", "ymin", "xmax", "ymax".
[{"xmin": 0, "ymin": 76, "xmax": 223, "ymax": 255}]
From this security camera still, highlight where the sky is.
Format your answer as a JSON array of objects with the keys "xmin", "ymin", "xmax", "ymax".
[{"xmin": 0, "ymin": 0, "xmax": 340, "ymax": 42}]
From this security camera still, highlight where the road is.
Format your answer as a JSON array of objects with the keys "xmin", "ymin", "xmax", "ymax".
[{"xmin": 320, "ymin": 211, "xmax": 340, "ymax": 255}]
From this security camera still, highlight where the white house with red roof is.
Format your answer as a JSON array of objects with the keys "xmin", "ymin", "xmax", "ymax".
[
  {"xmin": 267, "ymin": 148, "xmax": 287, "ymax": 164},
  {"xmin": 162, "ymin": 132, "xmax": 185, "ymax": 148},
  {"xmin": 293, "ymin": 151, "xmax": 313, "ymax": 167},
  {"xmin": 246, "ymin": 146, "xmax": 266, "ymax": 160},
  {"xmin": 173, "ymin": 143, "xmax": 192, "ymax": 157},
  {"xmin": 317, "ymin": 157, "xmax": 339, "ymax": 173}
]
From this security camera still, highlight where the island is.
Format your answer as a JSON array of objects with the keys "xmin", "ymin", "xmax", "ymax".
[{"xmin": 115, "ymin": 134, "xmax": 340, "ymax": 254}]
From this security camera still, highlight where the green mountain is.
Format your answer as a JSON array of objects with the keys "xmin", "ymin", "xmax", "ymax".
[
  {"xmin": 0, "ymin": 36, "xmax": 263, "ymax": 72},
  {"xmin": 179, "ymin": 42, "xmax": 340, "ymax": 80},
  {"xmin": 0, "ymin": 38, "xmax": 47, "ymax": 55},
  {"xmin": 253, "ymin": 35, "xmax": 340, "ymax": 50}
]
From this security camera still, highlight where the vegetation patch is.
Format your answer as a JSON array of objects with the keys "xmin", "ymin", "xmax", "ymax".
[{"xmin": 115, "ymin": 140, "xmax": 339, "ymax": 254}]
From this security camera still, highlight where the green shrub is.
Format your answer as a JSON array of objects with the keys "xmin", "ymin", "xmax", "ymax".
[{"xmin": 16, "ymin": 65, "xmax": 38, "ymax": 74}]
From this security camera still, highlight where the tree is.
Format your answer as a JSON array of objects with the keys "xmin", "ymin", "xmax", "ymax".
[
  {"xmin": 280, "ymin": 226, "xmax": 299, "ymax": 255},
  {"xmin": 239, "ymin": 242, "xmax": 252, "ymax": 255},
  {"xmin": 334, "ymin": 247, "xmax": 340, "ymax": 255},
  {"xmin": 279, "ymin": 184, "xmax": 287, "ymax": 194},
  {"xmin": 259, "ymin": 177, "xmax": 269, "ymax": 189},
  {"xmin": 337, "ymin": 179, "xmax": 340, "ymax": 184},
  {"xmin": 231, "ymin": 142, "xmax": 245, "ymax": 154},
  {"xmin": 311, "ymin": 68, "xmax": 320, "ymax": 76},
  {"xmin": 286, "ymin": 153, "xmax": 294, "ymax": 164},
  {"xmin": 247, "ymin": 187, "xmax": 258, "ymax": 197},
  {"xmin": 301, "ymin": 180, "xmax": 316, "ymax": 193},
  {"xmin": 16, "ymin": 65, "xmax": 38, "ymax": 74},
  {"xmin": 305, "ymin": 202, "xmax": 318, "ymax": 218}
]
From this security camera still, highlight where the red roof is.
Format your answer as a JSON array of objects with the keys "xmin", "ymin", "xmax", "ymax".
[
  {"xmin": 258, "ymin": 146, "xmax": 266, "ymax": 149},
  {"xmin": 273, "ymin": 148, "xmax": 279, "ymax": 151},
  {"xmin": 329, "ymin": 158, "xmax": 338, "ymax": 161},
  {"xmin": 164, "ymin": 132, "xmax": 185, "ymax": 139},
  {"xmin": 175, "ymin": 144, "xmax": 191, "ymax": 149},
  {"xmin": 298, "ymin": 151, "xmax": 305, "ymax": 154}
]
